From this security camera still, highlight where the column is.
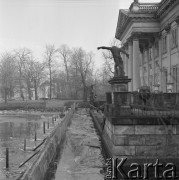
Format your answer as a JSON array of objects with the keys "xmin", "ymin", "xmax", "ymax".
[
  {"xmin": 145, "ymin": 48, "xmax": 150, "ymax": 86},
  {"xmin": 141, "ymin": 51, "xmax": 144, "ymax": 86},
  {"xmin": 165, "ymin": 24, "xmax": 171, "ymax": 82},
  {"xmin": 158, "ymin": 36, "xmax": 162, "ymax": 91},
  {"xmin": 151, "ymin": 44, "xmax": 155, "ymax": 90},
  {"xmin": 176, "ymin": 17, "xmax": 179, "ymax": 92},
  {"xmin": 128, "ymin": 40, "xmax": 133, "ymax": 91},
  {"xmin": 133, "ymin": 37, "xmax": 141, "ymax": 91},
  {"xmin": 123, "ymin": 53, "xmax": 127, "ymax": 76},
  {"xmin": 177, "ymin": 17, "xmax": 179, "ymax": 47},
  {"xmin": 125, "ymin": 46, "xmax": 129, "ymax": 76}
]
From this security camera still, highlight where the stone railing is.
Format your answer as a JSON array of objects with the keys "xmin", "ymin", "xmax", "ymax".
[
  {"xmin": 131, "ymin": 92, "xmax": 179, "ymax": 109},
  {"xmin": 139, "ymin": 3, "xmax": 159, "ymax": 12}
]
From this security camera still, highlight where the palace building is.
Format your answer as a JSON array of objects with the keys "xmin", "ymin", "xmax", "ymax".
[{"xmin": 115, "ymin": 0, "xmax": 179, "ymax": 92}]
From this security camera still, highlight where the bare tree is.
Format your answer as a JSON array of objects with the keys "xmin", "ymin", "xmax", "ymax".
[
  {"xmin": 31, "ymin": 61, "xmax": 45, "ymax": 100},
  {"xmin": 58, "ymin": 44, "xmax": 71, "ymax": 82},
  {"xmin": 58, "ymin": 44, "xmax": 72, "ymax": 98},
  {"xmin": 0, "ymin": 53, "xmax": 16, "ymax": 103},
  {"xmin": 14, "ymin": 48, "xmax": 32, "ymax": 100},
  {"xmin": 22, "ymin": 57, "xmax": 35, "ymax": 100},
  {"xmin": 44, "ymin": 44, "xmax": 58, "ymax": 99},
  {"xmin": 71, "ymin": 48, "xmax": 94, "ymax": 101}
]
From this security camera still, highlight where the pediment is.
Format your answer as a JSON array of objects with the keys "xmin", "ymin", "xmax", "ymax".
[{"xmin": 115, "ymin": 10, "xmax": 130, "ymax": 40}]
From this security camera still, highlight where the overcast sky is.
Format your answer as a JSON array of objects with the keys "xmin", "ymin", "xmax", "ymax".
[{"xmin": 0, "ymin": 0, "xmax": 161, "ymax": 67}]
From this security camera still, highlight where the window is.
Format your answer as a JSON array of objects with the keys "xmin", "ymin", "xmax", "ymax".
[
  {"xmin": 171, "ymin": 28, "xmax": 178, "ymax": 48},
  {"xmin": 154, "ymin": 41, "xmax": 159, "ymax": 57},
  {"xmin": 162, "ymin": 35, "xmax": 167, "ymax": 53}
]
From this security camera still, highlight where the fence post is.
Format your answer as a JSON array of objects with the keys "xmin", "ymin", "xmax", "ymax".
[
  {"xmin": 24, "ymin": 138, "xmax": 26, "ymax": 151},
  {"xmin": 6, "ymin": 147, "xmax": 9, "ymax": 169},
  {"xmin": 48, "ymin": 119, "xmax": 50, "ymax": 129},
  {"xmin": 35, "ymin": 130, "xmax": 37, "ymax": 141},
  {"xmin": 43, "ymin": 122, "xmax": 45, "ymax": 134},
  {"xmin": 34, "ymin": 124, "xmax": 37, "ymax": 141},
  {"xmin": 52, "ymin": 117, "xmax": 54, "ymax": 125}
]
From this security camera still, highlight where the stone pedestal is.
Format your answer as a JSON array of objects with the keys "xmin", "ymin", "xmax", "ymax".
[{"xmin": 106, "ymin": 76, "xmax": 131, "ymax": 117}]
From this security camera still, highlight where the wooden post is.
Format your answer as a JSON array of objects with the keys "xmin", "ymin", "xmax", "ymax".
[
  {"xmin": 6, "ymin": 147, "xmax": 9, "ymax": 169},
  {"xmin": 35, "ymin": 130, "xmax": 37, "ymax": 141},
  {"xmin": 48, "ymin": 119, "xmax": 49, "ymax": 129},
  {"xmin": 52, "ymin": 117, "xmax": 54, "ymax": 125},
  {"xmin": 43, "ymin": 122, "xmax": 45, "ymax": 134},
  {"xmin": 24, "ymin": 138, "xmax": 26, "ymax": 151},
  {"xmin": 34, "ymin": 124, "xmax": 37, "ymax": 141}
]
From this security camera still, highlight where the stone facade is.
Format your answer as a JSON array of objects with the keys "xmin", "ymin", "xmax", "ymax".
[
  {"xmin": 103, "ymin": 115, "xmax": 179, "ymax": 158},
  {"xmin": 116, "ymin": 0, "xmax": 179, "ymax": 93}
]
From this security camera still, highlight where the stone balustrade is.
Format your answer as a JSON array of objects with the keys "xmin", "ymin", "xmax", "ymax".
[{"xmin": 139, "ymin": 3, "xmax": 159, "ymax": 12}]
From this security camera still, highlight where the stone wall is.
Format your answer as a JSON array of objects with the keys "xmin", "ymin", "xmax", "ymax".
[
  {"xmin": 19, "ymin": 104, "xmax": 75, "ymax": 180},
  {"xmin": 91, "ymin": 110, "xmax": 179, "ymax": 160}
]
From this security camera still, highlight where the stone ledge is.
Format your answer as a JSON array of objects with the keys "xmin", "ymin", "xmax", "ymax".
[
  {"xmin": 113, "ymin": 125, "xmax": 135, "ymax": 135},
  {"xmin": 110, "ymin": 117, "xmax": 179, "ymax": 125},
  {"xmin": 135, "ymin": 125, "xmax": 176, "ymax": 134}
]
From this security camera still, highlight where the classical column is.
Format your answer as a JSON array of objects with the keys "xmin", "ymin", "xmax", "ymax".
[
  {"xmin": 158, "ymin": 35, "xmax": 162, "ymax": 92},
  {"xmin": 133, "ymin": 37, "xmax": 141, "ymax": 91},
  {"xmin": 128, "ymin": 40, "xmax": 133, "ymax": 91},
  {"xmin": 176, "ymin": 17, "xmax": 179, "ymax": 47},
  {"xmin": 176, "ymin": 17, "xmax": 179, "ymax": 92},
  {"xmin": 125, "ymin": 46, "xmax": 129, "ymax": 76},
  {"xmin": 141, "ymin": 50, "xmax": 144, "ymax": 86},
  {"xmin": 123, "ymin": 53, "xmax": 126, "ymax": 76},
  {"xmin": 165, "ymin": 24, "xmax": 171, "ymax": 82},
  {"xmin": 145, "ymin": 48, "xmax": 150, "ymax": 86},
  {"xmin": 151, "ymin": 43, "xmax": 155, "ymax": 90}
]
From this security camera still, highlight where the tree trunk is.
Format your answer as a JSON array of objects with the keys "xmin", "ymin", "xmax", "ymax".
[
  {"xmin": 28, "ymin": 86, "xmax": 31, "ymax": 100},
  {"xmin": 34, "ymin": 81, "xmax": 38, "ymax": 100},
  {"xmin": 4, "ymin": 89, "xmax": 7, "ymax": 104},
  {"xmin": 49, "ymin": 69, "xmax": 52, "ymax": 100},
  {"xmin": 19, "ymin": 80, "xmax": 24, "ymax": 101},
  {"xmin": 83, "ymin": 86, "xmax": 88, "ymax": 102}
]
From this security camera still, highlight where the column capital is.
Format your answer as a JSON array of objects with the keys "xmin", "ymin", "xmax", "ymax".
[
  {"xmin": 123, "ymin": 42, "xmax": 128, "ymax": 49},
  {"xmin": 156, "ymin": 32, "xmax": 162, "ymax": 39},
  {"xmin": 127, "ymin": 36, "xmax": 133, "ymax": 44},
  {"xmin": 164, "ymin": 23, "xmax": 171, "ymax": 33},
  {"xmin": 175, "ymin": 16, "xmax": 179, "ymax": 25},
  {"xmin": 131, "ymin": 32, "xmax": 141, "ymax": 40},
  {"xmin": 153, "ymin": 32, "xmax": 162, "ymax": 40}
]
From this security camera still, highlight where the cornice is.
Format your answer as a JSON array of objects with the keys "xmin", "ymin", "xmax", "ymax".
[
  {"xmin": 116, "ymin": 0, "xmax": 178, "ymax": 40},
  {"xmin": 116, "ymin": 16, "xmax": 158, "ymax": 40},
  {"xmin": 156, "ymin": 0, "xmax": 178, "ymax": 19}
]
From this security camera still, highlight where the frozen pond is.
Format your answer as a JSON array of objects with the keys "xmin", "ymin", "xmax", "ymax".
[
  {"xmin": 45, "ymin": 108, "xmax": 105, "ymax": 180},
  {"xmin": 0, "ymin": 110, "xmax": 58, "ymax": 180}
]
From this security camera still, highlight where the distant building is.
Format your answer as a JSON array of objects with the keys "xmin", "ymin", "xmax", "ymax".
[
  {"xmin": 39, "ymin": 80, "xmax": 57, "ymax": 99},
  {"xmin": 116, "ymin": 0, "xmax": 179, "ymax": 92}
]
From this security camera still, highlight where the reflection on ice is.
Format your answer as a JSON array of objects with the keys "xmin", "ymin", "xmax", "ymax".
[{"xmin": 0, "ymin": 111, "xmax": 54, "ymax": 180}]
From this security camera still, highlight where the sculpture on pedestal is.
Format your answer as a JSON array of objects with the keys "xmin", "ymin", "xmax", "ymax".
[{"xmin": 97, "ymin": 46, "xmax": 129, "ymax": 77}]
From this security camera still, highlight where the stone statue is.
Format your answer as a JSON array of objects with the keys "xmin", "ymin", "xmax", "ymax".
[{"xmin": 97, "ymin": 46, "xmax": 129, "ymax": 77}]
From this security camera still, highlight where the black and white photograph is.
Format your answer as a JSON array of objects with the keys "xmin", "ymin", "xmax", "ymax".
[{"xmin": 0, "ymin": 0, "xmax": 179, "ymax": 179}]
